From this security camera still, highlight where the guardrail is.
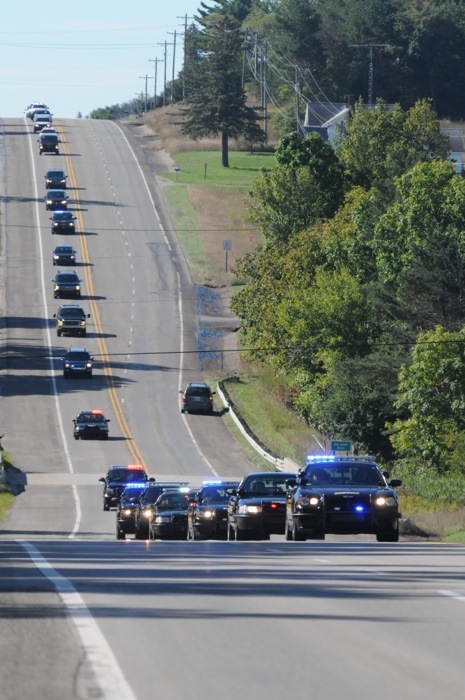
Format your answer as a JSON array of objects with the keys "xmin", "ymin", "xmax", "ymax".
[{"xmin": 217, "ymin": 380, "xmax": 285, "ymax": 471}]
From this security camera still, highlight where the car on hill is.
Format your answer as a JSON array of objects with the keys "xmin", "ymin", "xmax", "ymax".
[
  {"xmin": 52, "ymin": 270, "xmax": 81, "ymax": 298},
  {"xmin": 133, "ymin": 481, "xmax": 190, "ymax": 540},
  {"xmin": 187, "ymin": 480, "xmax": 240, "ymax": 540},
  {"xmin": 227, "ymin": 471, "xmax": 297, "ymax": 541},
  {"xmin": 51, "ymin": 210, "xmax": 76, "ymax": 234},
  {"xmin": 179, "ymin": 382, "xmax": 215, "ymax": 414},
  {"xmin": 116, "ymin": 485, "xmax": 147, "ymax": 539},
  {"xmin": 38, "ymin": 132, "xmax": 59, "ymax": 155},
  {"xmin": 149, "ymin": 488, "xmax": 198, "ymax": 540},
  {"xmin": 53, "ymin": 304, "xmax": 90, "ymax": 337},
  {"xmin": 284, "ymin": 455, "xmax": 402, "ymax": 542},
  {"xmin": 27, "ymin": 102, "xmax": 49, "ymax": 119},
  {"xmin": 45, "ymin": 169, "xmax": 67, "ymax": 188},
  {"xmin": 52, "ymin": 245, "xmax": 76, "ymax": 266},
  {"xmin": 33, "ymin": 114, "xmax": 52, "ymax": 132},
  {"xmin": 62, "ymin": 347, "xmax": 93, "ymax": 378},
  {"xmin": 73, "ymin": 410, "xmax": 110, "ymax": 440},
  {"xmin": 99, "ymin": 464, "xmax": 152, "ymax": 511},
  {"xmin": 45, "ymin": 189, "xmax": 68, "ymax": 210}
]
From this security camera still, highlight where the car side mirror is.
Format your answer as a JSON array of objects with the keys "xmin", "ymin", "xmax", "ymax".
[
  {"xmin": 148, "ymin": 477, "xmax": 155, "ymax": 482},
  {"xmin": 389, "ymin": 479, "xmax": 402, "ymax": 488},
  {"xmin": 212, "ymin": 391, "xmax": 216, "ymax": 395},
  {"xmin": 179, "ymin": 390, "xmax": 183, "ymax": 394},
  {"xmin": 237, "ymin": 489, "xmax": 244, "ymax": 498},
  {"xmin": 87, "ymin": 314, "xmax": 90, "ymax": 318},
  {"xmin": 99, "ymin": 477, "xmax": 105, "ymax": 483},
  {"xmin": 53, "ymin": 313, "xmax": 57, "ymax": 318}
]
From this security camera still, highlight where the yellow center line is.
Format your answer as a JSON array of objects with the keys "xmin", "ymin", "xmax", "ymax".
[{"xmin": 55, "ymin": 120, "xmax": 147, "ymax": 472}]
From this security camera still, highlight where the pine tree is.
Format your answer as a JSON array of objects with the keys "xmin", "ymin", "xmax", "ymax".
[{"xmin": 178, "ymin": 15, "xmax": 265, "ymax": 167}]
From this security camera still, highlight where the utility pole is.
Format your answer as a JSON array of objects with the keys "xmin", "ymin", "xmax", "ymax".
[
  {"xmin": 157, "ymin": 41, "xmax": 172, "ymax": 107},
  {"xmin": 294, "ymin": 65, "xmax": 301, "ymax": 136},
  {"xmin": 177, "ymin": 14, "xmax": 195, "ymax": 100},
  {"xmin": 139, "ymin": 74, "xmax": 153, "ymax": 113},
  {"xmin": 349, "ymin": 43, "xmax": 389, "ymax": 105},
  {"xmin": 167, "ymin": 30, "xmax": 178, "ymax": 104},
  {"xmin": 149, "ymin": 57, "xmax": 164, "ymax": 108}
]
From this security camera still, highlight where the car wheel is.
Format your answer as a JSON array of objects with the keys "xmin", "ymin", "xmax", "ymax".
[
  {"xmin": 376, "ymin": 524, "xmax": 399, "ymax": 542},
  {"xmin": 74, "ymin": 434, "xmax": 79, "ymax": 440},
  {"xmin": 116, "ymin": 526, "xmax": 125, "ymax": 540},
  {"xmin": 292, "ymin": 519, "xmax": 306, "ymax": 542},
  {"xmin": 235, "ymin": 527, "xmax": 248, "ymax": 541},
  {"xmin": 227, "ymin": 521, "xmax": 234, "ymax": 541},
  {"xmin": 103, "ymin": 502, "xmax": 110, "ymax": 512},
  {"xmin": 284, "ymin": 517, "xmax": 293, "ymax": 541},
  {"xmin": 57, "ymin": 331, "xmax": 62, "ymax": 337},
  {"xmin": 311, "ymin": 527, "xmax": 325, "ymax": 540},
  {"xmin": 180, "ymin": 408, "xmax": 185, "ymax": 413}
]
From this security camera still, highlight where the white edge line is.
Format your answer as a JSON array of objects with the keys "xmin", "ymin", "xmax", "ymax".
[
  {"xmin": 26, "ymin": 120, "xmax": 81, "ymax": 538},
  {"xmin": 19, "ymin": 540, "xmax": 136, "ymax": 700},
  {"xmin": 439, "ymin": 589, "xmax": 465, "ymax": 602}
]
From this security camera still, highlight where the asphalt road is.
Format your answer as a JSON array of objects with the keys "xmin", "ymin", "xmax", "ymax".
[{"xmin": 1, "ymin": 117, "xmax": 465, "ymax": 699}]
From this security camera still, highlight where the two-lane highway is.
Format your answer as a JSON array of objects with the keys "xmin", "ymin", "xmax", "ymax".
[{"xmin": 1, "ymin": 117, "xmax": 465, "ymax": 700}]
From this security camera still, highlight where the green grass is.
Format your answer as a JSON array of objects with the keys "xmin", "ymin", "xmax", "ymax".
[
  {"xmin": 160, "ymin": 151, "xmax": 276, "ymax": 187},
  {"xmin": 223, "ymin": 365, "xmax": 325, "ymax": 466},
  {"xmin": 162, "ymin": 184, "xmax": 210, "ymax": 280}
]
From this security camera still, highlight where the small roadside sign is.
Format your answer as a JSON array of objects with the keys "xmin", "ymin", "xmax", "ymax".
[
  {"xmin": 223, "ymin": 240, "xmax": 232, "ymax": 251},
  {"xmin": 331, "ymin": 440, "xmax": 351, "ymax": 452}
]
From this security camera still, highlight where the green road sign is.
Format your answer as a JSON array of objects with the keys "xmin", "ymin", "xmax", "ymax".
[{"xmin": 331, "ymin": 440, "xmax": 351, "ymax": 452}]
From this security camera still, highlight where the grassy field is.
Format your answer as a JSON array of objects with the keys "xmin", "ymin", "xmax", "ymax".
[
  {"xmin": 0, "ymin": 453, "xmax": 14, "ymax": 521},
  {"xmin": 159, "ymin": 150, "xmax": 276, "ymax": 187}
]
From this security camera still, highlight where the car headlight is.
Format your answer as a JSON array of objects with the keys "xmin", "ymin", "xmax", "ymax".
[
  {"xmin": 80, "ymin": 321, "xmax": 86, "ymax": 326},
  {"xmin": 155, "ymin": 515, "xmax": 171, "ymax": 523},
  {"xmin": 296, "ymin": 496, "xmax": 321, "ymax": 508},
  {"xmin": 106, "ymin": 488, "xmax": 115, "ymax": 495},
  {"xmin": 198, "ymin": 509, "xmax": 214, "ymax": 519},
  {"xmin": 123, "ymin": 509, "xmax": 132, "ymax": 516},
  {"xmin": 75, "ymin": 285, "xmax": 80, "ymax": 291},
  {"xmin": 238, "ymin": 504, "xmax": 262, "ymax": 514},
  {"xmin": 64, "ymin": 363, "xmax": 70, "ymax": 368},
  {"xmin": 375, "ymin": 496, "xmax": 397, "ymax": 507},
  {"xmin": 54, "ymin": 285, "xmax": 59, "ymax": 291},
  {"xmin": 86, "ymin": 363, "xmax": 92, "ymax": 369},
  {"xmin": 143, "ymin": 509, "xmax": 153, "ymax": 518},
  {"xmin": 57, "ymin": 320, "xmax": 63, "ymax": 326}
]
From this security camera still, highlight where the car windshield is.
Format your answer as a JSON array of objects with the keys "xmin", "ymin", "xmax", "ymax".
[
  {"xmin": 54, "ymin": 212, "xmax": 72, "ymax": 221},
  {"xmin": 47, "ymin": 170, "xmax": 64, "ymax": 178},
  {"xmin": 200, "ymin": 487, "xmax": 231, "ymax": 504},
  {"xmin": 77, "ymin": 413, "xmax": 105, "ymax": 423},
  {"xmin": 56, "ymin": 274, "xmax": 78, "ymax": 282},
  {"xmin": 121, "ymin": 488, "xmax": 144, "ymax": 502},
  {"xmin": 303, "ymin": 463, "xmax": 384, "ymax": 486},
  {"xmin": 49, "ymin": 191, "xmax": 65, "ymax": 198},
  {"xmin": 60, "ymin": 308, "xmax": 84, "ymax": 318},
  {"xmin": 66, "ymin": 352, "xmax": 89, "ymax": 361},
  {"xmin": 108, "ymin": 469, "xmax": 145, "ymax": 482},
  {"xmin": 186, "ymin": 386, "xmax": 211, "ymax": 396},
  {"xmin": 241, "ymin": 475, "xmax": 289, "ymax": 495},
  {"xmin": 55, "ymin": 247, "xmax": 74, "ymax": 254},
  {"xmin": 156, "ymin": 494, "xmax": 189, "ymax": 510}
]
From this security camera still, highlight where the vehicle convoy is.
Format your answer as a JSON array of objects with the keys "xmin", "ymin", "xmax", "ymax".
[
  {"xmin": 53, "ymin": 304, "xmax": 90, "ymax": 337},
  {"xmin": 73, "ymin": 410, "xmax": 110, "ymax": 440},
  {"xmin": 62, "ymin": 347, "xmax": 93, "ymax": 378},
  {"xmin": 38, "ymin": 132, "xmax": 59, "ymax": 155},
  {"xmin": 149, "ymin": 488, "xmax": 198, "ymax": 540},
  {"xmin": 116, "ymin": 485, "xmax": 147, "ymax": 540},
  {"xmin": 227, "ymin": 471, "xmax": 297, "ymax": 541},
  {"xmin": 133, "ymin": 481, "xmax": 190, "ymax": 539},
  {"xmin": 45, "ymin": 169, "xmax": 67, "ymax": 188},
  {"xmin": 51, "ymin": 210, "xmax": 76, "ymax": 234},
  {"xmin": 284, "ymin": 455, "xmax": 402, "ymax": 542},
  {"xmin": 187, "ymin": 481, "xmax": 239, "ymax": 540},
  {"xmin": 52, "ymin": 270, "xmax": 81, "ymax": 299},
  {"xmin": 99, "ymin": 465, "xmax": 153, "ymax": 511}
]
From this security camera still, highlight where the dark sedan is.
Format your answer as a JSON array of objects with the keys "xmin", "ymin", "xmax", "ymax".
[
  {"xmin": 52, "ymin": 271, "xmax": 81, "ymax": 298},
  {"xmin": 73, "ymin": 410, "xmax": 110, "ymax": 440},
  {"xmin": 45, "ymin": 169, "xmax": 67, "ymax": 188},
  {"xmin": 187, "ymin": 481, "xmax": 239, "ymax": 540},
  {"xmin": 99, "ymin": 465, "xmax": 151, "ymax": 511},
  {"xmin": 149, "ymin": 489, "xmax": 197, "ymax": 540},
  {"xmin": 284, "ymin": 455, "xmax": 402, "ymax": 542},
  {"xmin": 227, "ymin": 471, "xmax": 297, "ymax": 541},
  {"xmin": 51, "ymin": 211, "xmax": 76, "ymax": 234},
  {"xmin": 45, "ymin": 189, "xmax": 68, "ymax": 210},
  {"xmin": 116, "ymin": 486, "xmax": 147, "ymax": 540},
  {"xmin": 133, "ymin": 481, "xmax": 190, "ymax": 540},
  {"xmin": 53, "ymin": 245, "xmax": 76, "ymax": 265}
]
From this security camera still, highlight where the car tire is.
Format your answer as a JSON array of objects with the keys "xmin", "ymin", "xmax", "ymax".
[
  {"xmin": 74, "ymin": 434, "xmax": 79, "ymax": 440},
  {"xmin": 116, "ymin": 526, "xmax": 125, "ymax": 540},
  {"xmin": 284, "ymin": 517, "xmax": 293, "ymax": 541},
  {"xmin": 103, "ymin": 502, "xmax": 110, "ymax": 512},
  {"xmin": 57, "ymin": 331, "xmax": 62, "ymax": 337},
  {"xmin": 311, "ymin": 527, "xmax": 325, "ymax": 540},
  {"xmin": 180, "ymin": 408, "xmax": 185, "ymax": 413},
  {"xmin": 235, "ymin": 527, "xmax": 248, "ymax": 541},
  {"xmin": 376, "ymin": 524, "xmax": 399, "ymax": 542},
  {"xmin": 227, "ymin": 521, "xmax": 234, "ymax": 541},
  {"xmin": 292, "ymin": 520, "xmax": 306, "ymax": 542}
]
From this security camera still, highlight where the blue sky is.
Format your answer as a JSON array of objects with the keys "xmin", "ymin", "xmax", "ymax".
[{"xmin": 0, "ymin": 0, "xmax": 202, "ymax": 118}]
